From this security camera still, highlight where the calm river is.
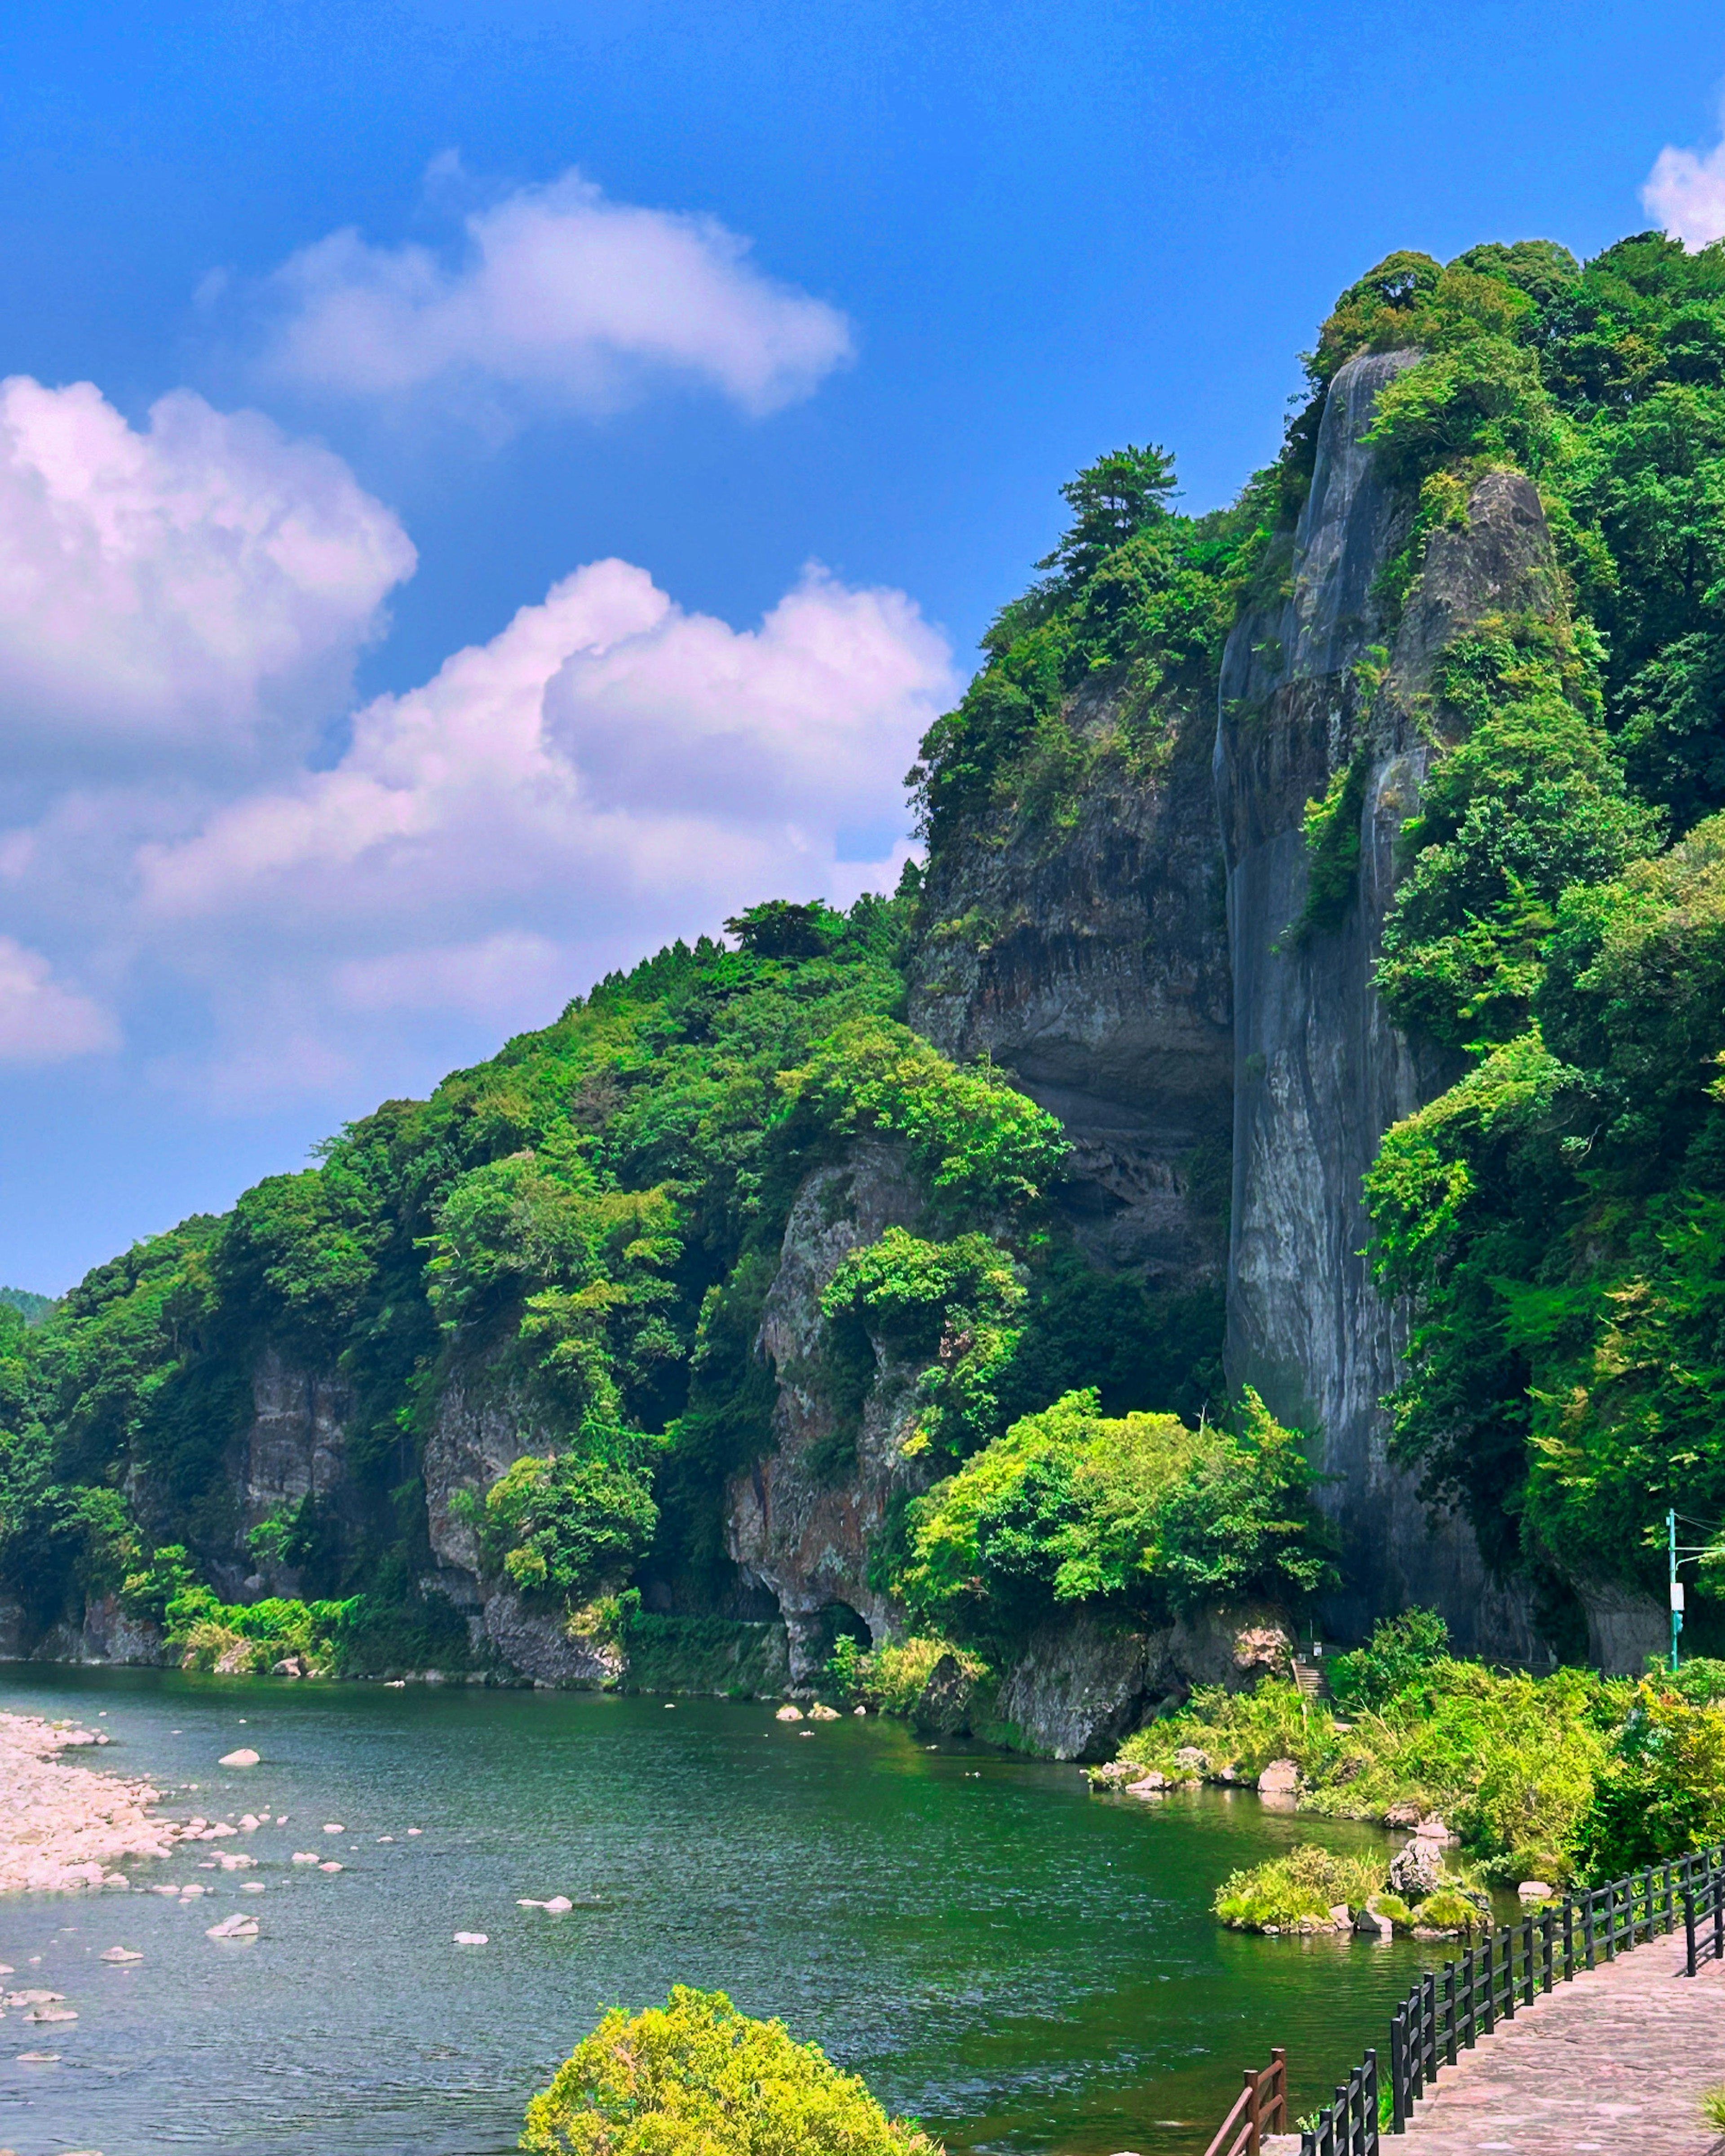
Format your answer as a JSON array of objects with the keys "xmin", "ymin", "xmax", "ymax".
[{"xmin": 0, "ymin": 1669, "xmax": 1426, "ymax": 2156}]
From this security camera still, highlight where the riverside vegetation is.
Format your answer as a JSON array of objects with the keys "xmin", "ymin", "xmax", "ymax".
[
  {"xmin": 7, "ymin": 230, "xmax": 1725, "ymax": 1848},
  {"xmin": 1089, "ymin": 1612, "xmax": 1725, "ymax": 1929}
]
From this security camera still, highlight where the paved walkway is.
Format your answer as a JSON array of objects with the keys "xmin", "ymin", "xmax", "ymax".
[{"xmin": 1269, "ymin": 1931, "xmax": 1725, "ymax": 2152}]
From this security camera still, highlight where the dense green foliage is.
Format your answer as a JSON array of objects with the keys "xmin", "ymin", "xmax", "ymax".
[
  {"xmin": 0, "ymin": 1288, "xmax": 52, "ymax": 1325},
  {"xmin": 1110, "ymin": 1619, "xmax": 1725, "ymax": 1885},
  {"xmin": 1211, "ymin": 1842, "xmax": 1402, "ymax": 1933},
  {"xmin": 520, "ymin": 1987, "xmax": 939, "ymax": 2156},
  {"xmin": 892, "ymin": 1387, "xmax": 1332, "ymax": 1646},
  {"xmin": 0, "ymin": 883, "xmax": 1239, "ymax": 1661}
]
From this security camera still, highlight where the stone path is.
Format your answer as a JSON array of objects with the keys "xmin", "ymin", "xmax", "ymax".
[{"xmin": 1266, "ymin": 1930, "xmax": 1725, "ymax": 2152}]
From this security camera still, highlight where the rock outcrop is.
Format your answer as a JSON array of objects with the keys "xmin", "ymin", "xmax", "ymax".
[
  {"xmin": 905, "ymin": 1606, "xmax": 1293, "ymax": 1760},
  {"xmin": 726, "ymin": 1142, "xmax": 927, "ymax": 1683},
  {"xmin": 1216, "ymin": 352, "xmax": 1557, "ymax": 1655},
  {"xmin": 908, "ymin": 676, "xmax": 1232, "ymax": 1283}
]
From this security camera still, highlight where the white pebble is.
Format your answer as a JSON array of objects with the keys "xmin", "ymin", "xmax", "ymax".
[
  {"xmin": 319, "ymin": 1860, "xmax": 343, "ymax": 1873},
  {"xmin": 219, "ymin": 1748, "xmax": 260, "ymax": 1768},
  {"xmin": 100, "ymin": 1947, "xmax": 142, "ymax": 1962},
  {"xmin": 452, "ymin": 1931, "xmax": 487, "ymax": 1946},
  {"xmin": 291, "ymin": 1851, "xmax": 318, "ymax": 1864},
  {"xmin": 323, "ymin": 1823, "xmax": 344, "ymax": 1835}
]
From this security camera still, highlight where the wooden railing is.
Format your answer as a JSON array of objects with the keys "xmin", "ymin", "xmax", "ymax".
[
  {"xmin": 1288, "ymin": 1842, "xmax": 1725, "ymax": 2154},
  {"xmin": 1202, "ymin": 2046, "xmax": 1287, "ymax": 2156}
]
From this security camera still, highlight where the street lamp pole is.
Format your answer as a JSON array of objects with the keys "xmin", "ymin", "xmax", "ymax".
[{"xmin": 1671, "ymin": 1507, "xmax": 1683, "ymax": 1674}]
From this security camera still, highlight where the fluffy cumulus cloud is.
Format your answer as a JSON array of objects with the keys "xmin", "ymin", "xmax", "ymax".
[
  {"xmin": 0, "ymin": 937, "xmax": 115, "ymax": 1064},
  {"xmin": 261, "ymin": 169, "xmax": 853, "ymax": 417},
  {"xmin": 1644, "ymin": 115, "xmax": 1725, "ymax": 249},
  {"xmin": 128, "ymin": 557, "xmax": 951, "ymax": 1096},
  {"xmin": 0, "ymin": 377, "xmax": 414, "ymax": 772}
]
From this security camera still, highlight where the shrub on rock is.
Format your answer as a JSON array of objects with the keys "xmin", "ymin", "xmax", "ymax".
[{"xmin": 521, "ymin": 1986, "xmax": 940, "ymax": 2156}]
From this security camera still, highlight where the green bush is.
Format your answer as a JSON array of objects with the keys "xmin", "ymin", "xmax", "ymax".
[
  {"xmin": 1411, "ymin": 1887, "xmax": 1486, "ymax": 1935},
  {"xmin": 1575, "ymin": 1685, "xmax": 1725, "ymax": 1878},
  {"xmin": 462, "ymin": 1436, "xmax": 660, "ymax": 1604},
  {"xmin": 1118, "ymin": 1681, "xmax": 1332, "ymax": 1784},
  {"xmin": 519, "ymin": 1986, "xmax": 940, "ymax": 2156},
  {"xmin": 895, "ymin": 1388, "xmax": 1331, "ymax": 1644},
  {"xmin": 1213, "ymin": 1843, "xmax": 1386, "ymax": 1931},
  {"xmin": 1328, "ymin": 1608, "xmax": 1451, "ymax": 1714}
]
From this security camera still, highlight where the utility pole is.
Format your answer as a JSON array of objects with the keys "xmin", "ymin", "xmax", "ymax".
[{"xmin": 1671, "ymin": 1507, "xmax": 1683, "ymax": 1674}]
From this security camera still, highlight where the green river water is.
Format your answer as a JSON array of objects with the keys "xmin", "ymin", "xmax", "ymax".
[{"xmin": 0, "ymin": 1669, "xmax": 1429, "ymax": 2156}]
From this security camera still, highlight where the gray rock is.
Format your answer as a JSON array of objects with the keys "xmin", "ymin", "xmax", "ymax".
[
  {"xmin": 1257, "ymin": 1758, "xmax": 1300, "ymax": 1795},
  {"xmin": 1387, "ymin": 1836, "xmax": 1445, "ymax": 1899}
]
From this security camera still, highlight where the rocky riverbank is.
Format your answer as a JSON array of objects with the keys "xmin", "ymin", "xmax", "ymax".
[{"xmin": 0, "ymin": 1710, "xmax": 178, "ymax": 1892}]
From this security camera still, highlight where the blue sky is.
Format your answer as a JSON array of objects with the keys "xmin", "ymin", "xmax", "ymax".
[{"xmin": 4, "ymin": 0, "xmax": 1725, "ymax": 1293}]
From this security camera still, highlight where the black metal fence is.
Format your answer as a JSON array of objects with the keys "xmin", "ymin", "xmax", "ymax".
[{"xmin": 1295, "ymin": 1843, "xmax": 1725, "ymax": 2155}]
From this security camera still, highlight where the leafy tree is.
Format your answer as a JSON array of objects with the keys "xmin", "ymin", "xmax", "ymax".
[
  {"xmin": 895, "ymin": 1387, "xmax": 1331, "ymax": 1644},
  {"xmin": 1327, "ymin": 1608, "xmax": 1452, "ymax": 1714},
  {"xmin": 521, "ymin": 1987, "xmax": 940, "ymax": 2156},
  {"xmin": 1035, "ymin": 443, "xmax": 1179, "ymax": 596}
]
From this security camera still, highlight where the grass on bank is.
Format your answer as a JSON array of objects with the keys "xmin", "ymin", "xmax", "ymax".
[{"xmin": 1103, "ymin": 1617, "xmax": 1725, "ymax": 1887}]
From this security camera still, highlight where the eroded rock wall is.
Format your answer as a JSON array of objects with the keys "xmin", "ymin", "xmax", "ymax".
[
  {"xmin": 907, "ymin": 679, "xmax": 1232, "ymax": 1283},
  {"xmin": 726, "ymin": 1141, "xmax": 928, "ymax": 1683},
  {"xmin": 1216, "ymin": 351, "xmax": 1557, "ymax": 1654}
]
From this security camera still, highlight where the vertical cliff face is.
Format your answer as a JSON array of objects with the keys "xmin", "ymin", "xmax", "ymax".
[
  {"xmin": 726, "ymin": 1141, "xmax": 928, "ymax": 1683},
  {"xmin": 907, "ymin": 679, "xmax": 1232, "ymax": 1285},
  {"xmin": 1216, "ymin": 350, "xmax": 1559, "ymax": 1653}
]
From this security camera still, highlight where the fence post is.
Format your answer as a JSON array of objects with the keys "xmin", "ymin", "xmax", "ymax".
[
  {"xmin": 1364, "ymin": 2050, "xmax": 1379, "ymax": 2156},
  {"xmin": 1539, "ymin": 1907, "xmax": 1553, "ymax": 1993},
  {"xmin": 1713, "ymin": 1864, "xmax": 1723, "ymax": 1967},
  {"xmin": 1442, "ymin": 1961, "xmax": 1456, "ymax": 2067},
  {"xmin": 1664, "ymin": 1859, "xmax": 1675, "ymax": 1931},
  {"xmin": 1685, "ymin": 1886, "xmax": 1698, "ymax": 1977},
  {"xmin": 1521, "ymin": 1912, "xmax": 1534, "ymax": 2005},
  {"xmin": 1422, "ymin": 1970, "xmax": 1437, "ymax": 2088},
  {"xmin": 1270, "ymin": 2049, "xmax": 1287, "ymax": 2136},
  {"xmin": 1389, "ymin": 2006, "xmax": 1407, "ymax": 2133},
  {"xmin": 1563, "ymin": 1898, "xmax": 1575, "ymax": 1980},
  {"xmin": 1583, "ymin": 1889, "xmax": 1596, "ymax": 1971}
]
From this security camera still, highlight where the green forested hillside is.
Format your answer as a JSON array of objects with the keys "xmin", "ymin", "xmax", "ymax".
[
  {"xmin": 9, "ymin": 230, "xmax": 1725, "ymax": 1670},
  {"xmin": 0, "ymin": 893, "xmax": 1282, "ymax": 1664}
]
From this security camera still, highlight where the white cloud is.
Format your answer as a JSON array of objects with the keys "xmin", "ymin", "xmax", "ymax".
[
  {"xmin": 141, "ymin": 558, "xmax": 948, "ymax": 933},
  {"xmin": 261, "ymin": 169, "xmax": 853, "ymax": 418},
  {"xmin": 121, "ymin": 556, "xmax": 950, "ymax": 1106},
  {"xmin": 1644, "ymin": 116, "xmax": 1725, "ymax": 249},
  {"xmin": 0, "ymin": 377, "xmax": 414, "ymax": 771},
  {"xmin": 0, "ymin": 937, "xmax": 116, "ymax": 1064}
]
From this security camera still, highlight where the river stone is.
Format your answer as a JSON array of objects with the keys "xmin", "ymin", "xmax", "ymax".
[
  {"xmin": 99, "ymin": 1948, "xmax": 142, "ymax": 1962},
  {"xmin": 1256, "ymin": 1758, "xmax": 1300, "ymax": 1795},
  {"xmin": 1124, "ymin": 1772, "xmax": 1167, "ymax": 1797},
  {"xmin": 774, "ymin": 1704, "xmax": 804, "ymax": 1722},
  {"xmin": 807, "ymin": 1703, "xmax": 840, "ymax": 1721},
  {"xmin": 1355, "ymin": 1907, "xmax": 1394, "ymax": 1939},
  {"xmin": 1517, "ymin": 1879, "xmax": 1555, "ymax": 1901},
  {"xmin": 218, "ymin": 1748, "xmax": 260, "ymax": 1768},
  {"xmin": 453, "ymin": 1931, "xmax": 488, "ymax": 1945},
  {"xmin": 543, "ymin": 1895, "xmax": 573, "ymax": 1912}
]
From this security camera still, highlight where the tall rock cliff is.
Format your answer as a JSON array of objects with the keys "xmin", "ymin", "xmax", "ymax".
[
  {"xmin": 907, "ymin": 676, "xmax": 1232, "ymax": 1288},
  {"xmin": 1216, "ymin": 350, "xmax": 1558, "ymax": 1654}
]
